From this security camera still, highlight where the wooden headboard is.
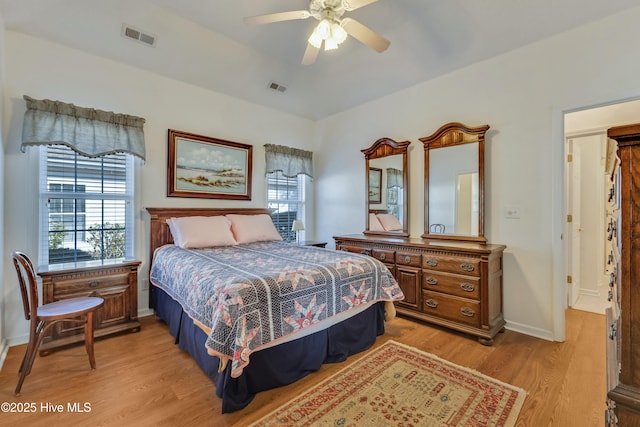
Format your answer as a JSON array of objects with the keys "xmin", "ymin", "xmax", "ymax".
[{"xmin": 146, "ymin": 207, "xmax": 271, "ymax": 257}]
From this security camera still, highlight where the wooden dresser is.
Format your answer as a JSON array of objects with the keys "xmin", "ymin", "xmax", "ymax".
[
  {"xmin": 605, "ymin": 124, "xmax": 640, "ymax": 425},
  {"xmin": 334, "ymin": 234, "xmax": 506, "ymax": 345},
  {"xmin": 37, "ymin": 259, "xmax": 141, "ymax": 352}
]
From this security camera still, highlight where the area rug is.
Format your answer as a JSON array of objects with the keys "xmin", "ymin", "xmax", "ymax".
[{"xmin": 250, "ymin": 340, "xmax": 526, "ymax": 426}]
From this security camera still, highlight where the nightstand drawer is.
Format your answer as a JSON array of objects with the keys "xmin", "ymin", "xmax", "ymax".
[{"xmin": 51, "ymin": 269, "xmax": 131, "ymax": 298}]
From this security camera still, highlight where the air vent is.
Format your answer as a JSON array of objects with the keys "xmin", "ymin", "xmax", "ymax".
[
  {"xmin": 121, "ymin": 24, "xmax": 157, "ymax": 47},
  {"xmin": 268, "ymin": 81, "xmax": 287, "ymax": 93}
]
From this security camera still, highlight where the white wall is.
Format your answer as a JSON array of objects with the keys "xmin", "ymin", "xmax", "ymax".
[
  {"xmin": 315, "ymin": 6, "xmax": 640, "ymax": 340},
  {"xmin": 1, "ymin": 31, "xmax": 315, "ymax": 344}
]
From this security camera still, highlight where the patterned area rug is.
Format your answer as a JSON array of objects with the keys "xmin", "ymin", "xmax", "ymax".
[{"xmin": 250, "ymin": 340, "xmax": 526, "ymax": 426}]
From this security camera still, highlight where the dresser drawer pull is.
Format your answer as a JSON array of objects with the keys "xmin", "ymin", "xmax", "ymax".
[
  {"xmin": 88, "ymin": 280, "xmax": 100, "ymax": 288},
  {"xmin": 425, "ymin": 277, "xmax": 438, "ymax": 285},
  {"xmin": 340, "ymin": 247, "xmax": 348, "ymax": 251},
  {"xmin": 425, "ymin": 299, "xmax": 438, "ymax": 308},
  {"xmin": 460, "ymin": 283, "xmax": 475, "ymax": 292},
  {"xmin": 379, "ymin": 253, "xmax": 386, "ymax": 261},
  {"xmin": 426, "ymin": 258, "xmax": 438, "ymax": 267},
  {"xmin": 461, "ymin": 307, "xmax": 475, "ymax": 317},
  {"xmin": 404, "ymin": 256, "xmax": 411, "ymax": 264},
  {"xmin": 460, "ymin": 263, "xmax": 475, "ymax": 272}
]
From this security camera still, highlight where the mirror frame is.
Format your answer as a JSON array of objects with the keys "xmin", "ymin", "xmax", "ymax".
[
  {"xmin": 420, "ymin": 122, "xmax": 489, "ymax": 243},
  {"xmin": 362, "ymin": 137, "xmax": 411, "ymax": 237}
]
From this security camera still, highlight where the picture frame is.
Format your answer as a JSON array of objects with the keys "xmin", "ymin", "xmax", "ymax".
[
  {"xmin": 368, "ymin": 167, "xmax": 382, "ymax": 203},
  {"xmin": 167, "ymin": 129, "xmax": 253, "ymax": 200}
]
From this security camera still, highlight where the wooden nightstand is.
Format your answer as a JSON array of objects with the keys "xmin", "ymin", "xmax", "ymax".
[
  {"xmin": 37, "ymin": 259, "xmax": 141, "ymax": 352},
  {"xmin": 298, "ymin": 240, "xmax": 327, "ymax": 248}
]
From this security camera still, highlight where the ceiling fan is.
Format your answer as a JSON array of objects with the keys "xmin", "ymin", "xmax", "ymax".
[{"xmin": 244, "ymin": 0, "xmax": 390, "ymax": 65}]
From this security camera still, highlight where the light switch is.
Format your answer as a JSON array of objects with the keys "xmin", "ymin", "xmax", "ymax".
[{"xmin": 505, "ymin": 205, "xmax": 521, "ymax": 219}]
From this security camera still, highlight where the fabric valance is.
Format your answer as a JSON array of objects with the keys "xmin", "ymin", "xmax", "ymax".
[
  {"xmin": 386, "ymin": 168, "xmax": 403, "ymax": 188},
  {"xmin": 21, "ymin": 95, "xmax": 146, "ymax": 160},
  {"xmin": 264, "ymin": 144, "xmax": 313, "ymax": 178}
]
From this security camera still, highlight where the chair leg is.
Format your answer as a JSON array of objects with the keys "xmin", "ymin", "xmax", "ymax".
[
  {"xmin": 15, "ymin": 329, "xmax": 43, "ymax": 396},
  {"xmin": 84, "ymin": 311, "xmax": 97, "ymax": 369}
]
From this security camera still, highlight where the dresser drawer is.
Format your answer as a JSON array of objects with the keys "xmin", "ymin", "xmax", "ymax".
[
  {"xmin": 337, "ymin": 245, "xmax": 372, "ymax": 256},
  {"xmin": 422, "ymin": 255, "xmax": 481, "ymax": 277},
  {"xmin": 396, "ymin": 251, "xmax": 421, "ymax": 267},
  {"xmin": 422, "ymin": 272, "xmax": 480, "ymax": 300},
  {"xmin": 372, "ymin": 249, "xmax": 395, "ymax": 263},
  {"xmin": 422, "ymin": 290, "xmax": 481, "ymax": 327}
]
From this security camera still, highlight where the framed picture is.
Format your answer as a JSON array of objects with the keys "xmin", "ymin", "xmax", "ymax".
[
  {"xmin": 368, "ymin": 167, "xmax": 382, "ymax": 203},
  {"xmin": 167, "ymin": 129, "xmax": 253, "ymax": 200}
]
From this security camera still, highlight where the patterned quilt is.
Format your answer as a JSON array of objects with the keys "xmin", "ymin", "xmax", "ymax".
[{"xmin": 150, "ymin": 241, "xmax": 403, "ymax": 377}]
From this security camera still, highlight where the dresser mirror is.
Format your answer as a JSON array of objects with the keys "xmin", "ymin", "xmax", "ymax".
[
  {"xmin": 420, "ymin": 122, "xmax": 489, "ymax": 243},
  {"xmin": 362, "ymin": 137, "xmax": 410, "ymax": 237}
]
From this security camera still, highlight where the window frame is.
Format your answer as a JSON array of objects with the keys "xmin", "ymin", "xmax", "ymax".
[
  {"xmin": 266, "ymin": 171, "xmax": 308, "ymax": 242},
  {"xmin": 38, "ymin": 145, "xmax": 135, "ymax": 265}
]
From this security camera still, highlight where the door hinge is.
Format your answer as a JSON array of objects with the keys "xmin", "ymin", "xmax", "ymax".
[
  {"xmin": 567, "ymin": 275, "xmax": 572, "ymax": 284},
  {"xmin": 567, "ymin": 154, "xmax": 573, "ymax": 162},
  {"xmin": 567, "ymin": 214, "xmax": 573, "ymax": 223}
]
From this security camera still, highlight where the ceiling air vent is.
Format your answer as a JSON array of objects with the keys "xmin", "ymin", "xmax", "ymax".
[
  {"xmin": 121, "ymin": 24, "xmax": 157, "ymax": 47},
  {"xmin": 268, "ymin": 81, "xmax": 287, "ymax": 93}
]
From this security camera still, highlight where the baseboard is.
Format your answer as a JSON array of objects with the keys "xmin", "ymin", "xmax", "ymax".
[
  {"xmin": 138, "ymin": 308, "xmax": 154, "ymax": 318},
  {"xmin": 505, "ymin": 321, "xmax": 555, "ymax": 342}
]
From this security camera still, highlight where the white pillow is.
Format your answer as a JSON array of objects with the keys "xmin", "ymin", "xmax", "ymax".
[
  {"xmin": 377, "ymin": 213, "xmax": 403, "ymax": 231},
  {"xmin": 169, "ymin": 216, "xmax": 237, "ymax": 248},
  {"xmin": 226, "ymin": 214, "xmax": 283, "ymax": 244},
  {"xmin": 166, "ymin": 218, "xmax": 182, "ymax": 246},
  {"xmin": 369, "ymin": 213, "xmax": 385, "ymax": 231}
]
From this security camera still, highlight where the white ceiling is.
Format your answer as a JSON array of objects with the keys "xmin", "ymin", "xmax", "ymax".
[{"xmin": 1, "ymin": 0, "xmax": 639, "ymax": 120}]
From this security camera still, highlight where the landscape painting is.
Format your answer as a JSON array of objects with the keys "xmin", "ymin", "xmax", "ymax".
[{"xmin": 167, "ymin": 130, "xmax": 253, "ymax": 199}]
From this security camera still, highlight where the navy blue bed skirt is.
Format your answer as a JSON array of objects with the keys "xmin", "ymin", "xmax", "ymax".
[{"xmin": 152, "ymin": 286, "xmax": 386, "ymax": 413}]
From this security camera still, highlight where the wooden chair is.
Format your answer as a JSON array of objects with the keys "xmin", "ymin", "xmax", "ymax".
[
  {"xmin": 12, "ymin": 252, "xmax": 104, "ymax": 395},
  {"xmin": 429, "ymin": 223, "xmax": 446, "ymax": 233}
]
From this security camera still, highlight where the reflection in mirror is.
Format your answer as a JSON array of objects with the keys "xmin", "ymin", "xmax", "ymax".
[
  {"xmin": 362, "ymin": 138, "xmax": 410, "ymax": 237},
  {"xmin": 428, "ymin": 142, "xmax": 479, "ymax": 236},
  {"xmin": 420, "ymin": 123, "xmax": 489, "ymax": 243}
]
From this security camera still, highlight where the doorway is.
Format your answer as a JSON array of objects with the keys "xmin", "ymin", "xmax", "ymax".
[
  {"xmin": 564, "ymin": 132, "xmax": 608, "ymax": 313},
  {"xmin": 563, "ymin": 99, "xmax": 640, "ymax": 314}
]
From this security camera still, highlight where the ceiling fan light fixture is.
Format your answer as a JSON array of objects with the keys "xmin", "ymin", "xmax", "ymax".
[
  {"xmin": 308, "ymin": 19, "xmax": 348, "ymax": 51},
  {"xmin": 330, "ymin": 22, "xmax": 348, "ymax": 45},
  {"xmin": 308, "ymin": 19, "xmax": 330, "ymax": 48}
]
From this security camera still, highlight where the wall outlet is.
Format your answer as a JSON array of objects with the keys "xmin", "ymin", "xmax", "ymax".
[
  {"xmin": 505, "ymin": 205, "xmax": 521, "ymax": 219},
  {"xmin": 141, "ymin": 279, "xmax": 149, "ymax": 291}
]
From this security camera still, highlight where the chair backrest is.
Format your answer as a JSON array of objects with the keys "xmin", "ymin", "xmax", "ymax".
[
  {"xmin": 429, "ymin": 224, "xmax": 446, "ymax": 233},
  {"xmin": 13, "ymin": 252, "xmax": 39, "ymax": 322}
]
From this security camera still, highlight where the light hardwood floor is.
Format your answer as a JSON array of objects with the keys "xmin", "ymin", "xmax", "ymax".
[{"xmin": 0, "ymin": 308, "xmax": 605, "ymax": 426}]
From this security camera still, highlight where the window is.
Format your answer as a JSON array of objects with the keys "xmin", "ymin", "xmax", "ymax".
[
  {"xmin": 267, "ymin": 171, "xmax": 307, "ymax": 242},
  {"xmin": 39, "ymin": 145, "xmax": 134, "ymax": 264}
]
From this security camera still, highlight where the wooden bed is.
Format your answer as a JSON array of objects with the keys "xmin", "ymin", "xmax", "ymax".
[{"xmin": 145, "ymin": 207, "xmax": 396, "ymax": 413}]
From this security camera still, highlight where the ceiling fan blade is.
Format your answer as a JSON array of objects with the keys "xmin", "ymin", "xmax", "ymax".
[
  {"xmin": 244, "ymin": 10, "xmax": 310, "ymax": 26},
  {"xmin": 342, "ymin": 18, "xmax": 390, "ymax": 53},
  {"xmin": 302, "ymin": 42, "xmax": 320, "ymax": 65},
  {"xmin": 343, "ymin": 0, "xmax": 379, "ymax": 11}
]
